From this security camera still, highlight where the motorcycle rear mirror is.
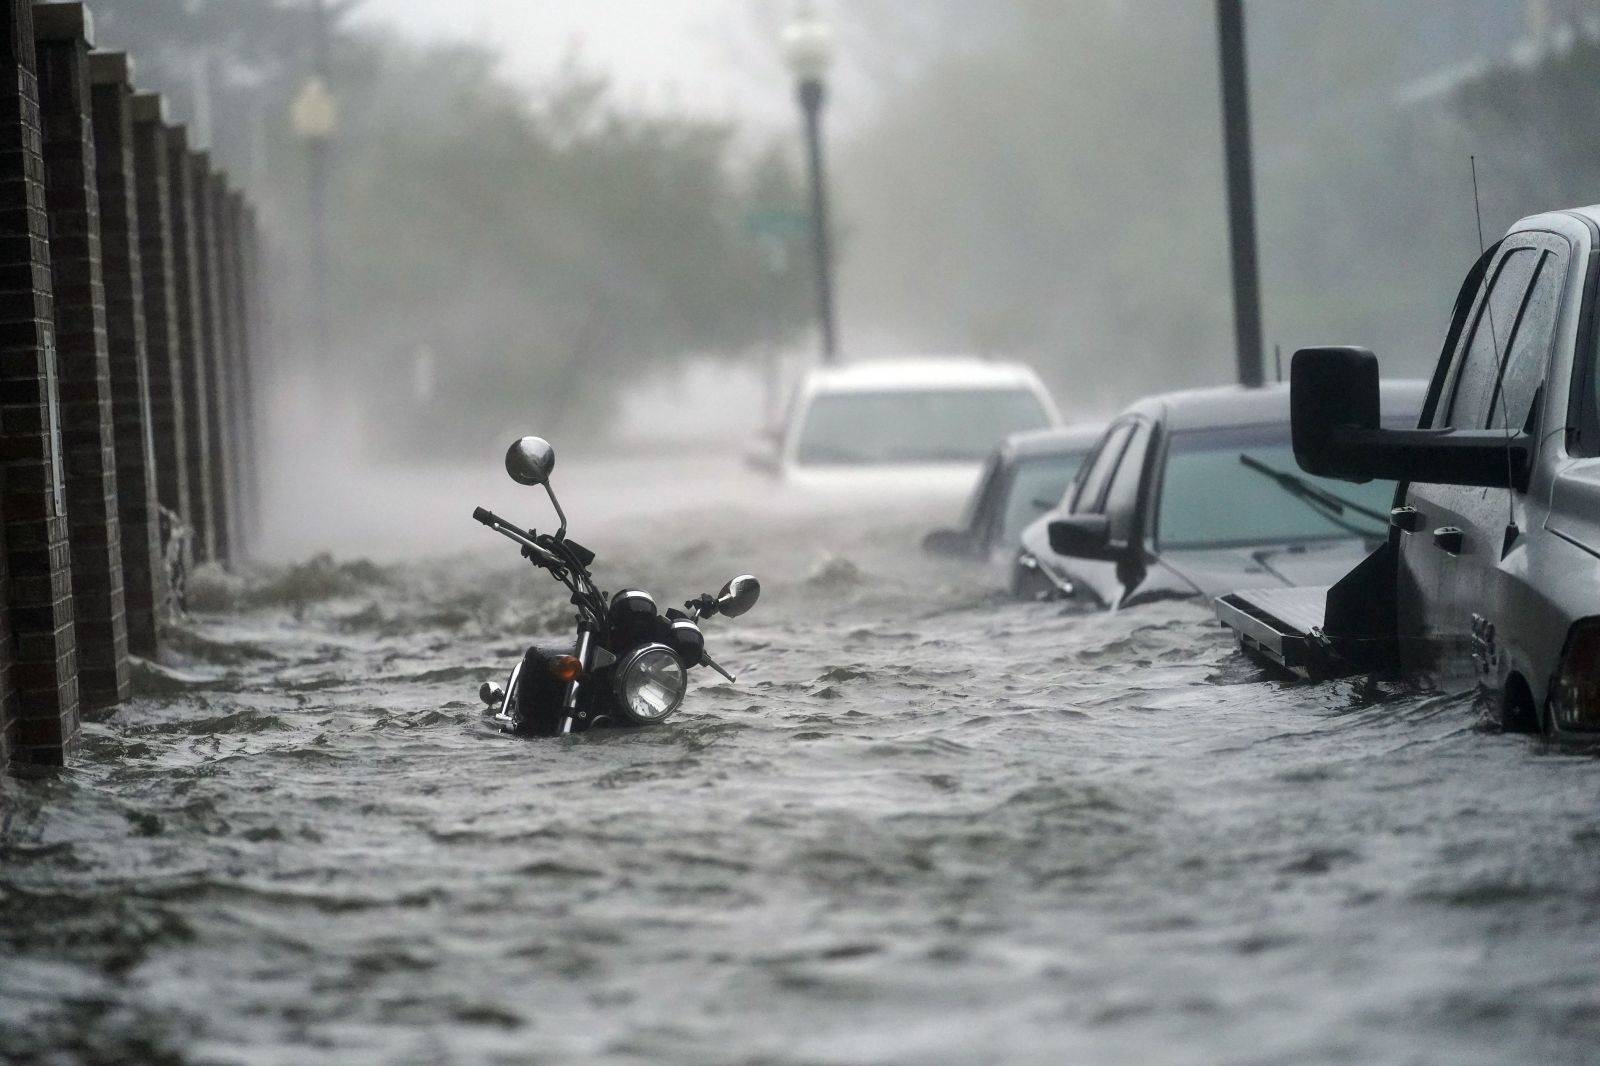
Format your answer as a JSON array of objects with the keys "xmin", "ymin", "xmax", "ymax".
[
  {"xmin": 506, "ymin": 436, "xmax": 556, "ymax": 486},
  {"xmin": 716, "ymin": 574, "xmax": 761, "ymax": 619}
]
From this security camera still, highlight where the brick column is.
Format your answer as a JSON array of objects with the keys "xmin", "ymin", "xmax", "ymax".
[
  {"xmin": 190, "ymin": 156, "xmax": 233, "ymax": 565},
  {"xmin": 35, "ymin": 4, "xmax": 127, "ymax": 711},
  {"xmin": 88, "ymin": 51, "xmax": 158, "ymax": 658},
  {"xmin": 240, "ymin": 201, "xmax": 263, "ymax": 548},
  {"xmin": 0, "ymin": 0, "xmax": 76, "ymax": 766},
  {"xmin": 130, "ymin": 93, "xmax": 188, "ymax": 583},
  {"xmin": 204, "ymin": 166, "xmax": 240, "ymax": 561},
  {"xmin": 222, "ymin": 190, "xmax": 252, "ymax": 555},
  {"xmin": 164, "ymin": 127, "xmax": 213, "ymax": 562}
]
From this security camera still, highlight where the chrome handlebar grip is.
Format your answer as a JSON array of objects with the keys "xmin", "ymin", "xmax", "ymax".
[{"xmin": 473, "ymin": 507, "xmax": 562, "ymax": 569}]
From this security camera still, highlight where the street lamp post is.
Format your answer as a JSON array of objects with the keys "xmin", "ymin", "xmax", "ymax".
[
  {"xmin": 291, "ymin": 0, "xmax": 336, "ymax": 361},
  {"xmin": 783, "ymin": 2, "xmax": 839, "ymax": 365},
  {"xmin": 1216, "ymin": 0, "xmax": 1264, "ymax": 388}
]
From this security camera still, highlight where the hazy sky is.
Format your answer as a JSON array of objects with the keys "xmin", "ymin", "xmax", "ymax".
[{"xmin": 353, "ymin": 0, "xmax": 798, "ymax": 129}]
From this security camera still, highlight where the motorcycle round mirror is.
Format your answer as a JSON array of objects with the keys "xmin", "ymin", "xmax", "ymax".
[
  {"xmin": 715, "ymin": 574, "xmax": 761, "ymax": 619},
  {"xmin": 506, "ymin": 436, "xmax": 556, "ymax": 486}
]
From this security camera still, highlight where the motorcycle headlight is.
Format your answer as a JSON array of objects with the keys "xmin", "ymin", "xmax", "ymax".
[
  {"xmin": 612, "ymin": 643, "xmax": 687, "ymax": 724},
  {"xmin": 1549, "ymin": 619, "xmax": 1600, "ymax": 732}
]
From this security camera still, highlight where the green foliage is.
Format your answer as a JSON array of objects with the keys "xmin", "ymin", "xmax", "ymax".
[
  {"xmin": 320, "ymin": 35, "xmax": 811, "ymax": 450},
  {"xmin": 90, "ymin": 0, "xmax": 812, "ymax": 456}
]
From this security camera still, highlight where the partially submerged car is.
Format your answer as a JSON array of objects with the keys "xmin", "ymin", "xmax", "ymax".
[
  {"xmin": 1014, "ymin": 381, "xmax": 1426, "ymax": 605},
  {"xmin": 1217, "ymin": 207, "xmax": 1600, "ymax": 736},
  {"xmin": 752, "ymin": 357, "xmax": 1061, "ymax": 505},
  {"xmin": 922, "ymin": 423, "xmax": 1104, "ymax": 571}
]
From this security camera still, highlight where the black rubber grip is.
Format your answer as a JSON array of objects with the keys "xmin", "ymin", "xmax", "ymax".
[{"xmin": 473, "ymin": 506, "xmax": 500, "ymax": 527}]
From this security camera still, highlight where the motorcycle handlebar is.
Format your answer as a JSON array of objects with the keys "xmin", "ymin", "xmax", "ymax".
[{"xmin": 471, "ymin": 505, "xmax": 561, "ymax": 568}]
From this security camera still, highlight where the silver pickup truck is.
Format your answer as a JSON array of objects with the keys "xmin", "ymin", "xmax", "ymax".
[{"xmin": 1217, "ymin": 206, "xmax": 1600, "ymax": 737}]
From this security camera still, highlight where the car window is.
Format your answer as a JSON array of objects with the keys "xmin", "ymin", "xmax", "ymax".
[
  {"xmin": 1104, "ymin": 422, "xmax": 1152, "ymax": 545},
  {"xmin": 795, "ymin": 389, "xmax": 1052, "ymax": 465},
  {"xmin": 1440, "ymin": 247, "xmax": 1538, "ymax": 429},
  {"xmin": 997, "ymin": 451, "xmax": 1087, "ymax": 547},
  {"xmin": 1156, "ymin": 423, "xmax": 1397, "ymax": 550},
  {"xmin": 1072, "ymin": 422, "xmax": 1135, "ymax": 515},
  {"xmin": 1486, "ymin": 248, "xmax": 1565, "ymax": 433}
]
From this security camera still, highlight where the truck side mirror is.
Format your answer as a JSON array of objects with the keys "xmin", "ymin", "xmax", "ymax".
[
  {"xmin": 1291, "ymin": 346, "xmax": 1531, "ymax": 491},
  {"xmin": 1047, "ymin": 513, "xmax": 1123, "ymax": 561},
  {"xmin": 1291, "ymin": 347, "xmax": 1381, "ymax": 479}
]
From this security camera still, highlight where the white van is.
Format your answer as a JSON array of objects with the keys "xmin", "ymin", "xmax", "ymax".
[{"xmin": 757, "ymin": 358, "xmax": 1061, "ymax": 504}]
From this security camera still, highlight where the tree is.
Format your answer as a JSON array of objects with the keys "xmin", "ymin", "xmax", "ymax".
[{"xmin": 90, "ymin": 0, "xmax": 813, "ymax": 456}]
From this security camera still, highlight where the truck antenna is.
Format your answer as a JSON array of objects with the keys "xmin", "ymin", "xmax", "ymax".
[
  {"xmin": 1470, "ymin": 155, "xmax": 1488, "ymax": 259},
  {"xmin": 1470, "ymin": 155, "xmax": 1519, "ymax": 538}
]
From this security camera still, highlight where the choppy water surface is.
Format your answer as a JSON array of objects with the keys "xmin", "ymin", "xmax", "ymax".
[{"xmin": 2, "ymin": 492, "xmax": 1599, "ymax": 1064}]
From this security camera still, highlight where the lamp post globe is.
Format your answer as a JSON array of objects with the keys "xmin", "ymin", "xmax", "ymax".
[
  {"xmin": 290, "ymin": 75, "xmax": 338, "ymax": 143},
  {"xmin": 783, "ymin": 1, "xmax": 840, "ymax": 365},
  {"xmin": 782, "ymin": 2, "xmax": 836, "ymax": 84}
]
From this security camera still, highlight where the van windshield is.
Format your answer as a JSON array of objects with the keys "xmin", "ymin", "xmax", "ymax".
[
  {"xmin": 1157, "ymin": 424, "xmax": 1396, "ymax": 550},
  {"xmin": 795, "ymin": 389, "xmax": 1052, "ymax": 465}
]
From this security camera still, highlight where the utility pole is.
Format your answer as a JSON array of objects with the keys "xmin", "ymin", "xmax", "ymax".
[{"xmin": 1216, "ymin": 0, "xmax": 1264, "ymax": 388}]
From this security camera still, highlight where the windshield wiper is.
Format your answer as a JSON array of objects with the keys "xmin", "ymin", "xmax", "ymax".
[{"xmin": 1237, "ymin": 453, "xmax": 1389, "ymax": 538}]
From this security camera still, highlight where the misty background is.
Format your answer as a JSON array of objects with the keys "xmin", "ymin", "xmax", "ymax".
[{"xmin": 93, "ymin": 0, "xmax": 1600, "ymax": 552}]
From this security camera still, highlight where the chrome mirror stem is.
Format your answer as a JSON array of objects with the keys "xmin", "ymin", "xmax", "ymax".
[{"xmin": 544, "ymin": 483, "xmax": 568, "ymax": 542}]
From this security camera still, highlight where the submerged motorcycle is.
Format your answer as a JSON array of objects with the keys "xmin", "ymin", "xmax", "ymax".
[{"xmin": 473, "ymin": 436, "xmax": 760, "ymax": 736}]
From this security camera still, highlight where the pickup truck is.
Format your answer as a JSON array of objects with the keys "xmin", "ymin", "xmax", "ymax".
[
  {"xmin": 1217, "ymin": 207, "xmax": 1600, "ymax": 737},
  {"xmin": 1015, "ymin": 382, "xmax": 1423, "ymax": 608}
]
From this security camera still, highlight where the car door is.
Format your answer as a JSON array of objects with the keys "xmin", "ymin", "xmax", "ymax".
[
  {"xmin": 1101, "ymin": 419, "xmax": 1156, "ymax": 608},
  {"xmin": 1477, "ymin": 233, "xmax": 1581, "ymax": 710},
  {"xmin": 1056, "ymin": 419, "xmax": 1136, "ymax": 606},
  {"xmin": 1396, "ymin": 234, "xmax": 1569, "ymax": 683},
  {"xmin": 1064, "ymin": 418, "xmax": 1154, "ymax": 608}
]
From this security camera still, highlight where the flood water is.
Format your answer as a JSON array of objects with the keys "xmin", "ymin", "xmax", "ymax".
[{"xmin": 2, "ymin": 458, "xmax": 1598, "ymax": 1064}]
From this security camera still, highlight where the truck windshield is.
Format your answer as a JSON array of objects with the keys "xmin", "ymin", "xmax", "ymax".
[
  {"xmin": 795, "ymin": 389, "xmax": 1052, "ymax": 465},
  {"xmin": 1156, "ymin": 424, "xmax": 1395, "ymax": 550}
]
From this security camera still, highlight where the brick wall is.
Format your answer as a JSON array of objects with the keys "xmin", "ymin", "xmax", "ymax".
[
  {"xmin": 89, "ymin": 51, "xmax": 159, "ymax": 658},
  {"xmin": 35, "ymin": 3, "xmax": 129, "ymax": 711},
  {"xmin": 0, "ymin": 7, "xmax": 270, "ymax": 774},
  {"xmin": 224, "ymin": 191, "xmax": 256, "ymax": 551},
  {"xmin": 239, "ymin": 201, "xmax": 262, "ymax": 548},
  {"xmin": 0, "ymin": 0, "xmax": 76, "ymax": 766}
]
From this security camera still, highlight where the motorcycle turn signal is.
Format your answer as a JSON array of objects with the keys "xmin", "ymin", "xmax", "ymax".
[{"xmin": 548, "ymin": 655, "xmax": 584, "ymax": 682}]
